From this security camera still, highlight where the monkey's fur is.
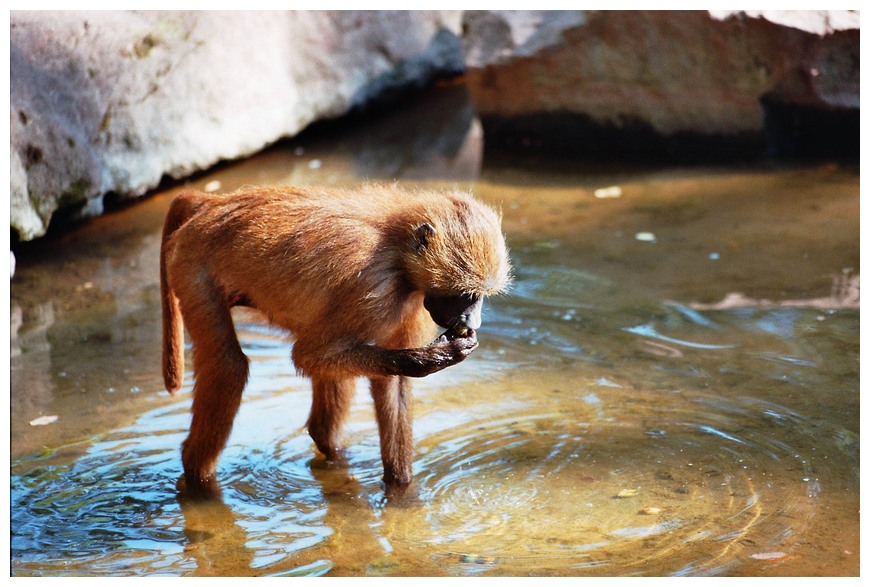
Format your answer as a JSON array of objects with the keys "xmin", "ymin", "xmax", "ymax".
[{"xmin": 160, "ymin": 184, "xmax": 510, "ymax": 496}]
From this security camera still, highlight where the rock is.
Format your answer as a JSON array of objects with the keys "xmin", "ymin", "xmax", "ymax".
[
  {"xmin": 10, "ymin": 11, "xmax": 464, "ymax": 241},
  {"xmin": 461, "ymin": 10, "xmax": 859, "ymax": 157}
]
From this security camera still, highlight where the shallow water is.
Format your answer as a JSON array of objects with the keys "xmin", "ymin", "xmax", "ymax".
[{"xmin": 10, "ymin": 85, "xmax": 859, "ymax": 576}]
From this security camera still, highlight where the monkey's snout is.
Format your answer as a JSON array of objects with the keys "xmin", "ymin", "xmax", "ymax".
[
  {"xmin": 424, "ymin": 293, "xmax": 483, "ymax": 331},
  {"xmin": 460, "ymin": 310, "xmax": 482, "ymax": 330}
]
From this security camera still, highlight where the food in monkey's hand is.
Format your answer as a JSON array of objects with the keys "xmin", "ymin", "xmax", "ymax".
[
  {"xmin": 450, "ymin": 326, "xmax": 471, "ymax": 338},
  {"xmin": 431, "ymin": 326, "xmax": 475, "ymax": 345}
]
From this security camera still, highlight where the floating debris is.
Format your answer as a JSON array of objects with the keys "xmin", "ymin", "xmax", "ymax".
[
  {"xmin": 203, "ymin": 180, "xmax": 222, "ymax": 193},
  {"xmin": 308, "ymin": 159, "xmax": 322, "ymax": 169},
  {"xmin": 594, "ymin": 186, "xmax": 622, "ymax": 199},
  {"xmin": 640, "ymin": 507, "xmax": 663, "ymax": 515},
  {"xmin": 366, "ymin": 557, "xmax": 400, "ymax": 575},
  {"xmin": 29, "ymin": 415, "xmax": 58, "ymax": 426},
  {"xmin": 750, "ymin": 551, "xmax": 790, "ymax": 561},
  {"xmin": 617, "ymin": 488, "xmax": 639, "ymax": 498},
  {"xmin": 458, "ymin": 553, "xmax": 497, "ymax": 565},
  {"xmin": 635, "ymin": 232, "xmax": 656, "ymax": 242},
  {"xmin": 596, "ymin": 377, "xmax": 623, "ymax": 388},
  {"xmin": 532, "ymin": 239, "xmax": 561, "ymax": 250}
]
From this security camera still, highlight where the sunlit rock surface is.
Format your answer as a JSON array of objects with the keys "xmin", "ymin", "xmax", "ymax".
[
  {"xmin": 461, "ymin": 10, "xmax": 859, "ymax": 156},
  {"xmin": 10, "ymin": 10, "xmax": 860, "ymax": 242},
  {"xmin": 10, "ymin": 10, "xmax": 463, "ymax": 241}
]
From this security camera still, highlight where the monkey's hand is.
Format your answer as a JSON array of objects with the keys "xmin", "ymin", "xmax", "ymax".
[
  {"xmin": 310, "ymin": 330, "xmax": 479, "ymax": 379},
  {"xmin": 347, "ymin": 329, "xmax": 476, "ymax": 378},
  {"xmin": 407, "ymin": 327, "xmax": 478, "ymax": 377}
]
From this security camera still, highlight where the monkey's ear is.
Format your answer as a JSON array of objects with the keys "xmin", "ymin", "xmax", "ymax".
[{"xmin": 414, "ymin": 223, "xmax": 436, "ymax": 252}]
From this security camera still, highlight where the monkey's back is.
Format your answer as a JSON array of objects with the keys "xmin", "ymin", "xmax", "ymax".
[
  {"xmin": 166, "ymin": 184, "xmax": 508, "ymax": 347},
  {"xmin": 167, "ymin": 186, "xmax": 426, "ymax": 339}
]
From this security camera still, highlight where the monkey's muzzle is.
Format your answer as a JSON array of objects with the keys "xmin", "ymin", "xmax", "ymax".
[{"xmin": 423, "ymin": 293, "xmax": 483, "ymax": 331}]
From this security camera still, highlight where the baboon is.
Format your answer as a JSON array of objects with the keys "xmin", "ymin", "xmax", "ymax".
[{"xmin": 160, "ymin": 184, "xmax": 510, "ymax": 496}]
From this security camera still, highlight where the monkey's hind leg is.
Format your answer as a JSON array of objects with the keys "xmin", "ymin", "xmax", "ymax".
[
  {"xmin": 370, "ymin": 376, "xmax": 414, "ymax": 487},
  {"xmin": 307, "ymin": 377, "xmax": 356, "ymax": 461},
  {"xmin": 176, "ymin": 272, "xmax": 249, "ymax": 496}
]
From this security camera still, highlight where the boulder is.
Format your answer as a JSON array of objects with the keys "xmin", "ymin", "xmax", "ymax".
[
  {"xmin": 461, "ymin": 10, "xmax": 859, "ymax": 157},
  {"xmin": 10, "ymin": 10, "xmax": 463, "ymax": 241}
]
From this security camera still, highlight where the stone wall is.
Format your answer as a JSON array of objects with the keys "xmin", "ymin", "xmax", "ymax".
[
  {"xmin": 11, "ymin": 10, "xmax": 463, "ymax": 241},
  {"xmin": 462, "ymin": 10, "xmax": 859, "ymax": 157}
]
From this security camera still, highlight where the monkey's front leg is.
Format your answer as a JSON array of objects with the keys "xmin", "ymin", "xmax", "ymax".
[
  {"xmin": 365, "ymin": 333, "xmax": 476, "ymax": 488},
  {"xmin": 307, "ymin": 377, "xmax": 356, "ymax": 460},
  {"xmin": 370, "ymin": 375, "xmax": 414, "ymax": 486}
]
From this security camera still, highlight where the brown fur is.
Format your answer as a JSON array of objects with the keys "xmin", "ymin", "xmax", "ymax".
[{"xmin": 160, "ymin": 184, "xmax": 510, "ymax": 495}]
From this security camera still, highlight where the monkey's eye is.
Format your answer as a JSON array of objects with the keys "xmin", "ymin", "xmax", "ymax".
[{"xmin": 413, "ymin": 223, "xmax": 437, "ymax": 252}]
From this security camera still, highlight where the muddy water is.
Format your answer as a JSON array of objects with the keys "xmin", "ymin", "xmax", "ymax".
[{"xmin": 10, "ymin": 86, "xmax": 859, "ymax": 576}]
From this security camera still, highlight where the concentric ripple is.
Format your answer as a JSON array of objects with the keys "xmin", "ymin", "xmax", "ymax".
[{"xmin": 369, "ymin": 369, "xmax": 847, "ymax": 576}]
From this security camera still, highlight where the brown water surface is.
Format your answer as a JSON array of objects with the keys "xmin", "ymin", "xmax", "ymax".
[{"xmin": 10, "ymin": 86, "xmax": 859, "ymax": 576}]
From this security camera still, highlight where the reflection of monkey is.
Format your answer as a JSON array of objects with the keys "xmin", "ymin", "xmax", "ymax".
[
  {"xmin": 178, "ymin": 494, "xmax": 255, "ymax": 575},
  {"xmin": 161, "ymin": 185, "xmax": 510, "ymax": 495}
]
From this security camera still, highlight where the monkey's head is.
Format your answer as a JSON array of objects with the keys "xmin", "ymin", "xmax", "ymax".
[{"xmin": 404, "ymin": 193, "xmax": 511, "ymax": 332}]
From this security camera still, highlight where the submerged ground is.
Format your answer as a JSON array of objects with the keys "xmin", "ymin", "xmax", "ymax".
[{"xmin": 9, "ymin": 86, "xmax": 859, "ymax": 576}]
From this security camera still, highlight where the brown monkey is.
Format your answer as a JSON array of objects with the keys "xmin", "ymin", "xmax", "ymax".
[{"xmin": 160, "ymin": 184, "xmax": 510, "ymax": 496}]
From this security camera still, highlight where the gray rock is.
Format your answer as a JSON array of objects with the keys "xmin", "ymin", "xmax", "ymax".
[
  {"xmin": 461, "ymin": 10, "xmax": 859, "ymax": 155},
  {"xmin": 11, "ymin": 10, "xmax": 463, "ymax": 241}
]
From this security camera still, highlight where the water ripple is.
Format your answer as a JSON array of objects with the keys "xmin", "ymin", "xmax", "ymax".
[{"xmin": 9, "ymin": 285, "xmax": 857, "ymax": 576}]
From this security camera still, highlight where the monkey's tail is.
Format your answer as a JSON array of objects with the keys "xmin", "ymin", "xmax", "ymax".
[{"xmin": 160, "ymin": 191, "xmax": 209, "ymax": 394}]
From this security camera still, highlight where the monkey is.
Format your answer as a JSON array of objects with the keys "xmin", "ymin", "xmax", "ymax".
[{"xmin": 160, "ymin": 184, "xmax": 511, "ymax": 497}]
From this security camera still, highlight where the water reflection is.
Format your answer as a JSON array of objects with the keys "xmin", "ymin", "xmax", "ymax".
[{"xmin": 10, "ymin": 279, "xmax": 859, "ymax": 576}]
